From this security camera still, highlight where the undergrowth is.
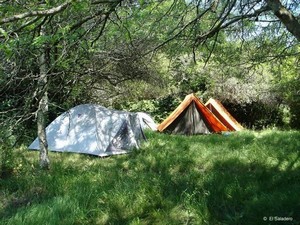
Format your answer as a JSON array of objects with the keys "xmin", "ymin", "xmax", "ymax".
[{"xmin": 0, "ymin": 129, "xmax": 300, "ymax": 225}]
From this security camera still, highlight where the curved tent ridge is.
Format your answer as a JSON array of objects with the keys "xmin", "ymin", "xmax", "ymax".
[
  {"xmin": 157, "ymin": 93, "xmax": 228, "ymax": 135},
  {"xmin": 28, "ymin": 104, "xmax": 151, "ymax": 156},
  {"xmin": 205, "ymin": 98, "xmax": 243, "ymax": 131}
]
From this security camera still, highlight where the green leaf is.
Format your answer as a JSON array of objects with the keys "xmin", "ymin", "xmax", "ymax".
[
  {"xmin": 0, "ymin": 27, "xmax": 8, "ymax": 39},
  {"xmin": 32, "ymin": 35, "xmax": 51, "ymax": 47}
]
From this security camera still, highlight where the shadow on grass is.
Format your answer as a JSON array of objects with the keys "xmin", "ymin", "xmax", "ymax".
[
  {"xmin": 105, "ymin": 134, "xmax": 203, "ymax": 224},
  {"xmin": 0, "ymin": 152, "xmax": 120, "ymax": 222},
  {"xmin": 203, "ymin": 159, "xmax": 300, "ymax": 225},
  {"xmin": 256, "ymin": 130, "xmax": 300, "ymax": 171},
  {"xmin": 1, "ymin": 130, "xmax": 300, "ymax": 224}
]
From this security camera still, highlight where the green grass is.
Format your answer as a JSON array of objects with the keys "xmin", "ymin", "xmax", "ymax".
[{"xmin": 1, "ymin": 129, "xmax": 300, "ymax": 225}]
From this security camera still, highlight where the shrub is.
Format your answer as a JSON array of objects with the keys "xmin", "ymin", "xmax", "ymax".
[
  {"xmin": 223, "ymin": 101, "xmax": 284, "ymax": 129},
  {"xmin": 0, "ymin": 128, "xmax": 16, "ymax": 178}
]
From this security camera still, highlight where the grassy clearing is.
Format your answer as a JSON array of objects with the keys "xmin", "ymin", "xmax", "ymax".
[{"xmin": 1, "ymin": 129, "xmax": 300, "ymax": 225}]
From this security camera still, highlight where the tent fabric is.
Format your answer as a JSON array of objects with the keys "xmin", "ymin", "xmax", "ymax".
[
  {"xmin": 157, "ymin": 94, "xmax": 228, "ymax": 135},
  {"xmin": 205, "ymin": 98, "xmax": 243, "ymax": 131},
  {"xmin": 137, "ymin": 112, "xmax": 158, "ymax": 131},
  {"xmin": 28, "ymin": 104, "xmax": 155, "ymax": 156}
]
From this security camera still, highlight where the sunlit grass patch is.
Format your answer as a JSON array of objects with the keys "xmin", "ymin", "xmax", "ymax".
[{"xmin": 4, "ymin": 196, "xmax": 85, "ymax": 225}]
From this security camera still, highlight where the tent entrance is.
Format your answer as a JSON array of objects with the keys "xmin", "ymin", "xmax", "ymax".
[{"xmin": 164, "ymin": 101, "xmax": 211, "ymax": 135}]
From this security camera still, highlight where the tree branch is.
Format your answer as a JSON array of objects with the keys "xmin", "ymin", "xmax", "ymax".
[
  {"xmin": 196, "ymin": 4, "xmax": 270, "ymax": 45},
  {"xmin": 145, "ymin": 7, "xmax": 212, "ymax": 55},
  {"xmin": 0, "ymin": 1, "xmax": 74, "ymax": 25}
]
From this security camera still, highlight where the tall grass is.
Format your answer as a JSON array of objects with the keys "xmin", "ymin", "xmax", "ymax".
[{"xmin": 1, "ymin": 129, "xmax": 300, "ymax": 224}]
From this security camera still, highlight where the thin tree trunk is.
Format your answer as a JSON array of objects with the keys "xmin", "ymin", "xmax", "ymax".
[
  {"xmin": 37, "ymin": 23, "xmax": 50, "ymax": 169},
  {"xmin": 37, "ymin": 92, "xmax": 49, "ymax": 169}
]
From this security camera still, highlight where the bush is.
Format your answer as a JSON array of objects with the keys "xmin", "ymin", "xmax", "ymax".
[
  {"xmin": 223, "ymin": 101, "xmax": 284, "ymax": 129},
  {"xmin": 115, "ymin": 94, "xmax": 182, "ymax": 123},
  {"xmin": 290, "ymin": 102, "xmax": 300, "ymax": 129},
  {"xmin": 0, "ymin": 128, "xmax": 16, "ymax": 178}
]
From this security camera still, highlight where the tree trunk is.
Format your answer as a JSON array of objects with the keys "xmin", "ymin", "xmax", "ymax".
[
  {"xmin": 266, "ymin": 0, "xmax": 300, "ymax": 41},
  {"xmin": 37, "ymin": 24, "xmax": 50, "ymax": 170},
  {"xmin": 37, "ymin": 91, "xmax": 49, "ymax": 169}
]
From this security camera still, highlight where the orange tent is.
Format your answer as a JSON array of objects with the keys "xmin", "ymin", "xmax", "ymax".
[
  {"xmin": 205, "ymin": 98, "xmax": 243, "ymax": 131},
  {"xmin": 157, "ymin": 94, "xmax": 228, "ymax": 135}
]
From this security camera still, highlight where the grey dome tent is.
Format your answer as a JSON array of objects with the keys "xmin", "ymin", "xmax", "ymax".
[{"xmin": 28, "ymin": 104, "xmax": 156, "ymax": 156}]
